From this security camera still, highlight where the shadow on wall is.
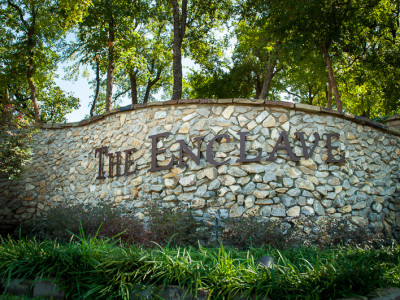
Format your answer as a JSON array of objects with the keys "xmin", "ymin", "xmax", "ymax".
[{"xmin": 0, "ymin": 176, "xmax": 35, "ymax": 237}]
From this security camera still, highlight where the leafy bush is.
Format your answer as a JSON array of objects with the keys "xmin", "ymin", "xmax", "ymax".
[
  {"xmin": 0, "ymin": 104, "xmax": 34, "ymax": 180},
  {"xmin": 145, "ymin": 204, "xmax": 213, "ymax": 247},
  {"xmin": 220, "ymin": 217, "xmax": 286, "ymax": 249},
  {"xmin": 18, "ymin": 202, "xmax": 148, "ymax": 244},
  {"xmin": 0, "ymin": 236, "xmax": 400, "ymax": 299},
  {"xmin": 287, "ymin": 215, "xmax": 386, "ymax": 249},
  {"xmin": 17, "ymin": 202, "xmax": 387, "ymax": 250}
]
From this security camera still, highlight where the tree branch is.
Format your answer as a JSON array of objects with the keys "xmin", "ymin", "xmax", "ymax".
[{"xmin": 7, "ymin": 0, "xmax": 28, "ymax": 30}]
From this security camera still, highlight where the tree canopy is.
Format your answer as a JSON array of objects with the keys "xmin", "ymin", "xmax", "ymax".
[{"xmin": 0, "ymin": 0, "xmax": 399, "ymax": 121}]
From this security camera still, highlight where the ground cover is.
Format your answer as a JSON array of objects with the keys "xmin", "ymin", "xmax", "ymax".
[{"xmin": 1, "ymin": 233, "xmax": 399, "ymax": 299}]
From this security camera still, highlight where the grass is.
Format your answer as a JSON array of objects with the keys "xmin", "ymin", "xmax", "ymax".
[{"xmin": 0, "ymin": 232, "xmax": 399, "ymax": 299}]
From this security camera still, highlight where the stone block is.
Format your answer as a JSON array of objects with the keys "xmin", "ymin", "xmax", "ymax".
[
  {"xmin": 3, "ymin": 279, "xmax": 33, "ymax": 296},
  {"xmin": 295, "ymin": 103, "xmax": 321, "ymax": 113},
  {"xmin": 33, "ymin": 280, "xmax": 64, "ymax": 299},
  {"xmin": 217, "ymin": 99, "xmax": 233, "ymax": 104}
]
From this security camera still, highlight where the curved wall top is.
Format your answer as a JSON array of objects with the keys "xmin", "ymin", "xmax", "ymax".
[{"xmin": 1, "ymin": 99, "xmax": 400, "ymax": 234}]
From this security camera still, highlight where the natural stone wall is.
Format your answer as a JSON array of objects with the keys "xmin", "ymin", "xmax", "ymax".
[{"xmin": 1, "ymin": 99, "xmax": 400, "ymax": 236}]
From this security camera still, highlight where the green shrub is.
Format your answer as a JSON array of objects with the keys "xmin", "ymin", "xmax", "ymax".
[
  {"xmin": 18, "ymin": 202, "xmax": 148, "ymax": 244},
  {"xmin": 220, "ymin": 217, "xmax": 286, "ymax": 249},
  {"xmin": 0, "ymin": 236, "xmax": 399, "ymax": 299}
]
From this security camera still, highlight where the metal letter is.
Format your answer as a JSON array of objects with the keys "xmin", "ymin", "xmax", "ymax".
[
  {"xmin": 295, "ymin": 132, "xmax": 320, "ymax": 159},
  {"xmin": 149, "ymin": 132, "xmax": 174, "ymax": 172},
  {"xmin": 108, "ymin": 151, "xmax": 123, "ymax": 178},
  {"xmin": 324, "ymin": 133, "xmax": 345, "ymax": 163},
  {"xmin": 206, "ymin": 134, "xmax": 231, "ymax": 166},
  {"xmin": 177, "ymin": 136, "xmax": 204, "ymax": 168},
  {"xmin": 236, "ymin": 131, "xmax": 262, "ymax": 163},
  {"xmin": 124, "ymin": 148, "xmax": 138, "ymax": 176},
  {"xmin": 266, "ymin": 131, "xmax": 299, "ymax": 162},
  {"xmin": 95, "ymin": 146, "xmax": 108, "ymax": 179}
]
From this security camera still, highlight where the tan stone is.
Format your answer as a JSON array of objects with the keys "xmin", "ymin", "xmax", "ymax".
[
  {"xmin": 130, "ymin": 138, "xmax": 143, "ymax": 149},
  {"xmin": 222, "ymin": 106, "xmax": 235, "ymax": 119},
  {"xmin": 178, "ymin": 122, "xmax": 190, "ymax": 133},
  {"xmin": 132, "ymin": 177, "xmax": 143, "ymax": 186},
  {"xmin": 192, "ymin": 198, "xmax": 206, "ymax": 209},
  {"xmin": 165, "ymin": 178, "xmax": 176, "ymax": 188},
  {"xmin": 243, "ymin": 206, "xmax": 260, "ymax": 217},
  {"xmin": 288, "ymin": 167, "xmax": 302, "ymax": 178},
  {"xmin": 262, "ymin": 115, "xmax": 276, "ymax": 127},
  {"xmin": 347, "ymin": 132, "xmax": 356, "ymax": 140},
  {"xmin": 287, "ymin": 206, "xmax": 300, "ymax": 217},
  {"xmin": 131, "ymin": 188, "xmax": 138, "ymax": 198},
  {"xmin": 300, "ymin": 158, "xmax": 317, "ymax": 170},
  {"xmin": 351, "ymin": 216, "xmax": 368, "ymax": 227},
  {"xmin": 204, "ymin": 167, "xmax": 218, "ymax": 180},
  {"xmin": 279, "ymin": 114, "xmax": 288, "ymax": 123},
  {"xmin": 326, "ymin": 208, "xmax": 336, "ymax": 214},
  {"xmin": 120, "ymin": 114, "xmax": 126, "ymax": 126},
  {"xmin": 220, "ymin": 175, "xmax": 236, "ymax": 186},
  {"xmin": 247, "ymin": 121, "xmax": 257, "ymax": 131},
  {"xmin": 254, "ymin": 190, "xmax": 270, "ymax": 198},
  {"xmin": 295, "ymin": 103, "xmax": 321, "ymax": 112},
  {"xmin": 306, "ymin": 175, "xmax": 319, "ymax": 185},
  {"xmin": 338, "ymin": 205, "xmax": 352, "ymax": 213}
]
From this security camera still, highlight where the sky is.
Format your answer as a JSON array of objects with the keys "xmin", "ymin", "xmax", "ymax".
[{"xmin": 56, "ymin": 57, "xmax": 198, "ymax": 123}]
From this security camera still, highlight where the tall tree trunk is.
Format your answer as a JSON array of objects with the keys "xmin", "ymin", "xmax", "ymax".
[
  {"xmin": 90, "ymin": 55, "xmax": 101, "ymax": 117},
  {"xmin": 27, "ymin": 69, "xmax": 39, "ymax": 121},
  {"xmin": 326, "ymin": 72, "xmax": 332, "ymax": 109},
  {"xmin": 171, "ymin": 0, "xmax": 187, "ymax": 100},
  {"xmin": 143, "ymin": 68, "xmax": 163, "ymax": 103},
  {"xmin": 27, "ymin": 6, "xmax": 39, "ymax": 121},
  {"xmin": 129, "ymin": 70, "xmax": 138, "ymax": 105},
  {"xmin": 308, "ymin": 85, "xmax": 313, "ymax": 105},
  {"xmin": 259, "ymin": 63, "xmax": 276, "ymax": 100},
  {"xmin": 259, "ymin": 41, "xmax": 280, "ymax": 100},
  {"xmin": 105, "ymin": 9, "xmax": 115, "ymax": 112},
  {"xmin": 255, "ymin": 76, "xmax": 262, "ymax": 99},
  {"xmin": 323, "ymin": 46, "xmax": 342, "ymax": 112}
]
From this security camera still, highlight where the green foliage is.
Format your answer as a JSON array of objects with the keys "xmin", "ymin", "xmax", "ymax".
[
  {"xmin": 19, "ymin": 202, "xmax": 148, "ymax": 244},
  {"xmin": 0, "ymin": 236, "xmax": 399, "ymax": 299},
  {"xmin": 0, "ymin": 0, "xmax": 85, "ymax": 122},
  {"xmin": 0, "ymin": 103, "xmax": 34, "ymax": 180}
]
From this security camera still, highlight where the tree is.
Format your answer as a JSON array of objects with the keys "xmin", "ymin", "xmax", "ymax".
[
  {"xmin": 0, "ymin": 0, "xmax": 87, "ymax": 122},
  {"xmin": 115, "ymin": 10, "xmax": 172, "ymax": 105},
  {"xmin": 0, "ymin": 101, "xmax": 34, "ymax": 180},
  {"xmin": 68, "ymin": 0, "xmax": 153, "ymax": 113},
  {"xmin": 265, "ymin": 0, "xmax": 383, "ymax": 112},
  {"xmin": 165, "ymin": 0, "xmax": 228, "ymax": 100}
]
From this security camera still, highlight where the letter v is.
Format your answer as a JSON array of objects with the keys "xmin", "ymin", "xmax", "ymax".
[{"xmin": 295, "ymin": 132, "xmax": 320, "ymax": 159}]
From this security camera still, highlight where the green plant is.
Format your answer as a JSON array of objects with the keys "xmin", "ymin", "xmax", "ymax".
[
  {"xmin": 18, "ymin": 202, "xmax": 148, "ymax": 244},
  {"xmin": 146, "ymin": 204, "xmax": 211, "ymax": 247},
  {"xmin": 0, "ymin": 104, "xmax": 34, "ymax": 180},
  {"xmin": 1, "ymin": 234, "xmax": 400, "ymax": 299},
  {"xmin": 220, "ymin": 217, "xmax": 286, "ymax": 249}
]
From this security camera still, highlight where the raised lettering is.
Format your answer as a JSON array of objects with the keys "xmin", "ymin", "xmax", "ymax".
[
  {"xmin": 95, "ymin": 146, "xmax": 108, "ymax": 179},
  {"xmin": 124, "ymin": 148, "xmax": 138, "ymax": 175},
  {"xmin": 177, "ymin": 136, "xmax": 204, "ymax": 168},
  {"xmin": 206, "ymin": 134, "xmax": 231, "ymax": 166},
  {"xmin": 324, "ymin": 133, "xmax": 345, "ymax": 163},
  {"xmin": 108, "ymin": 151, "xmax": 123, "ymax": 178},
  {"xmin": 149, "ymin": 132, "xmax": 174, "ymax": 172},
  {"xmin": 266, "ymin": 131, "xmax": 299, "ymax": 161},
  {"xmin": 236, "ymin": 131, "xmax": 262, "ymax": 163},
  {"xmin": 295, "ymin": 132, "xmax": 320, "ymax": 159}
]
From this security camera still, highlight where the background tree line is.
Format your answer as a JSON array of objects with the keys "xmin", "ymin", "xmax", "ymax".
[{"xmin": 0, "ymin": 0, "xmax": 399, "ymax": 124}]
